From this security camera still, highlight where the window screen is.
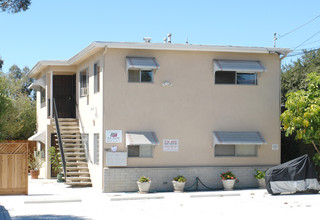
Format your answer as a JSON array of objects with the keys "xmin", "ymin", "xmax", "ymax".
[
  {"xmin": 215, "ymin": 71, "xmax": 235, "ymax": 84},
  {"xmin": 235, "ymin": 145, "xmax": 257, "ymax": 156},
  {"xmin": 215, "ymin": 145, "xmax": 235, "ymax": 156},
  {"xmin": 215, "ymin": 144, "xmax": 257, "ymax": 157},
  {"xmin": 128, "ymin": 145, "xmax": 140, "ymax": 157},
  {"xmin": 128, "ymin": 70, "xmax": 140, "ymax": 82}
]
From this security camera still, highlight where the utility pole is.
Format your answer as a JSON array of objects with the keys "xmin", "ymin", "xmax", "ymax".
[{"xmin": 274, "ymin": 33, "xmax": 277, "ymax": 48}]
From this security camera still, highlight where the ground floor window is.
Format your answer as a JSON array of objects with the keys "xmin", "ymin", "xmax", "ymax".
[
  {"xmin": 128, "ymin": 145, "xmax": 154, "ymax": 158},
  {"xmin": 215, "ymin": 144, "xmax": 257, "ymax": 157}
]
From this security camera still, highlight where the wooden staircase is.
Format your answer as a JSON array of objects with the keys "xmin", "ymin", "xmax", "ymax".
[{"xmin": 52, "ymin": 118, "xmax": 92, "ymax": 187}]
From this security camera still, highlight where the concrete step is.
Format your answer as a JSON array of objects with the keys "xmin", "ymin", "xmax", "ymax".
[
  {"xmin": 67, "ymin": 172, "xmax": 90, "ymax": 176},
  {"xmin": 65, "ymin": 152, "xmax": 86, "ymax": 156},
  {"xmin": 63, "ymin": 148, "xmax": 85, "ymax": 152},
  {"xmin": 66, "ymin": 162, "xmax": 88, "ymax": 166},
  {"xmin": 66, "ymin": 167, "xmax": 89, "ymax": 171},
  {"xmin": 56, "ymin": 126, "xmax": 80, "ymax": 130},
  {"xmin": 65, "ymin": 157, "xmax": 86, "ymax": 161},
  {"xmin": 67, "ymin": 176, "xmax": 91, "ymax": 181},
  {"xmin": 63, "ymin": 143, "xmax": 84, "ymax": 147},
  {"xmin": 60, "ymin": 134, "xmax": 82, "ymax": 138},
  {"xmin": 65, "ymin": 181, "xmax": 92, "ymax": 186}
]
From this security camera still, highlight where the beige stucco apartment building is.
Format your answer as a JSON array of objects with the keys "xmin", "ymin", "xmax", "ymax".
[{"xmin": 28, "ymin": 41, "xmax": 291, "ymax": 192}]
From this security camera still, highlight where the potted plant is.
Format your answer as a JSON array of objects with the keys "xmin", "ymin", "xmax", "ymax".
[
  {"xmin": 172, "ymin": 175, "xmax": 187, "ymax": 193},
  {"xmin": 137, "ymin": 176, "xmax": 151, "ymax": 193},
  {"xmin": 29, "ymin": 151, "xmax": 44, "ymax": 179},
  {"xmin": 49, "ymin": 146, "xmax": 64, "ymax": 183},
  {"xmin": 254, "ymin": 169, "xmax": 267, "ymax": 188},
  {"xmin": 220, "ymin": 171, "xmax": 237, "ymax": 190}
]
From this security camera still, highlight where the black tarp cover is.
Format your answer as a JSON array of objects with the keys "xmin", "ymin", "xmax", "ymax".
[{"xmin": 265, "ymin": 154, "xmax": 320, "ymax": 194}]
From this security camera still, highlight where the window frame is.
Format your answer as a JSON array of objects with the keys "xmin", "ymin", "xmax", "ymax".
[
  {"xmin": 215, "ymin": 71, "xmax": 258, "ymax": 85},
  {"xmin": 214, "ymin": 144, "xmax": 258, "ymax": 157},
  {"xmin": 128, "ymin": 69, "xmax": 154, "ymax": 83},
  {"xmin": 127, "ymin": 144, "xmax": 154, "ymax": 158},
  {"xmin": 94, "ymin": 62, "xmax": 100, "ymax": 93},
  {"xmin": 80, "ymin": 68, "xmax": 89, "ymax": 97}
]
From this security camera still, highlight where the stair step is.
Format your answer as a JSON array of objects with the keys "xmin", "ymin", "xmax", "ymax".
[
  {"xmin": 57, "ymin": 118, "xmax": 78, "ymax": 122},
  {"xmin": 67, "ymin": 172, "xmax": 90, "ymax": 176},
  {"xmin": 63, "ymin": 143, "xmax": 84, "ymax": 147},
  {"xmin": 65, "ymin": 157, "xmax": 86, "ymax": 161},
  {"xmin": 66, "ymin": 161, "xmax": 88, "ymax": 166},
  {"xmin": 67, "ymin": 176, "xmax": 91, "ymax": 181},
  {"xmin": 63, "ymin": 148, "xmax": 85, "ymax": 152},
  {"xmin": 65, "ymin": 152, "xmax": 86, "ymax": 156},
  {"xmin": 59, "ymin": 122, "xmax": 79, "ymax": 125},
  {"xmin": 66, "ymin": 167, "xmax": 89, "ymax": 171},
  {"xmin": 57, "ymin": 126, "xmax": 80, "ymax": 130},
  {"xmin": 60, "ymin": 134, "xmax": 82, "ymax": 138},
  {"xmin": 59, "ymin": 131, "xmax": 81, "ymax": 134},
  {"xmin": 56, "ymin": 139, "xmax": 83, "ymax": 143},
  {"xmin": 65, "ymin": 181, "xmax": 92, "ymax": 186}
]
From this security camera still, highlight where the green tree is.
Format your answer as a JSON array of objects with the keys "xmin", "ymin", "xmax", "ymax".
[
  {"xmin": 281, "ymin": 49, "xmax": 320, "ymax": 103},
  {"xmin": 0, "ymin": 64, "xmax": 36, "ymax": 140},
  {"xmin": 281, "ymin": 72, "xmax": 320, "ymax": 159},
  {"xmin": 0, "ymin": 0, "xmax": 31, "ymax": 13}
]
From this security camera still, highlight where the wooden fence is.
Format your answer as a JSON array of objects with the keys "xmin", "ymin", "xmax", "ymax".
[{"xmin": 0, "ymin": 142, "xmax": 28, "ymax": 195}]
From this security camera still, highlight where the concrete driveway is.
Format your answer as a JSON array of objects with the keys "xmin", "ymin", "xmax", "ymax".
[{"xmin": 0, "ymin": 176, "xmax": 319, "ymax": 220}]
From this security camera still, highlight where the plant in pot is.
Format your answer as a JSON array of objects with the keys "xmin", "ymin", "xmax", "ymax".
[
  {"xmin": 49, "ymin": 146, "xmax": 64, "ymax": 183},
  {"xmin": 29, "ymin": 151, "xmax": 44, "ymax": 179},
  {"xmin": 220, "ymin": 171, "xmax": 237, "ymax": 190},
  {"xmin": 254, "ymin": 169, "xmax": 267, "ymax": 188},
  {"xmin": 137, "ymin": 176, "xmax": 151, "ymax": 193},
  {"xmin": 172, "ymin": 175, "xmax": 187, "ymax": 193}
]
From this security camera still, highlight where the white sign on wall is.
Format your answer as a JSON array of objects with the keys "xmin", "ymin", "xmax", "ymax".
[
  {"xmin": 106, "ymin": 130, "xmax": 122, "ymax": 143},
  {"xmin": 163, "ymin": 139, "xmax": 179, "ymax": 152},
  {"xmin": 105, "ymin": 152, "xmax": 127, "ymax": 167}
]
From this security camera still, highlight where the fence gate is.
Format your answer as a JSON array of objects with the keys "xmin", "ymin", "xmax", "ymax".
[{"xmin": 0, "ymin": 143, "xmax": 28, "ymax": 195}]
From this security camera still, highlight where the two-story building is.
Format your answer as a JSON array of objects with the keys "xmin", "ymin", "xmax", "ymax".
[{"xmin": 28, "ymin": 40, "xmax": 290, "ymax": 192}]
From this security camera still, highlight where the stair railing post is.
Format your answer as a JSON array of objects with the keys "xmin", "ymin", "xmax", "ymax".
[{"xmin": 52, "ymin": 98, "xmax": 67, "ymax": 181}]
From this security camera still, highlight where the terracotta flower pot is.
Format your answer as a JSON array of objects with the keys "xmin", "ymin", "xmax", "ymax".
[
  {"xmin": 30, "ymin": 170, "xmax": 39, "ymax": 179},
  {"xmin": 222, "ymin": 179, "xmax": 236, "ymax": 190}
]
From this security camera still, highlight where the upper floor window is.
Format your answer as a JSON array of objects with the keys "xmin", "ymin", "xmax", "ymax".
[
  {"xmin": 126, "ymin": 57, "xmax": 160, "ymax": 83},
  {"xmin": 40, "ymin": 87, "xmax": 45, "ymax": 107},
  {"xmin": 128, "ymin": 69, "xmax": 153, "ymax": 83},
  {"xmin": 215, "ymin": 71, "xmax": 257, "ymax": 85},
  {"xmin": 80, "ymin": 68, "xmax": 88, "ymax": 97},
  {"xmin": 213, "ymin": 59, "xmax": 266, "ymax": 85},
  {"xmin": 94, "ymin": 62, "xmax": 100, "ymax": 93}
]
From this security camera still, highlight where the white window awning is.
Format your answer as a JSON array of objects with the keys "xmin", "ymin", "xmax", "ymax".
[
  {"xmin": 28, "ymin": 131, "xmax": 46, "ymax": 144},
  {"xmin": 126, "ymin": 132, "xmax": 159, "ymax": 146},
  {"xmin": 28, "ymin": 75, "xmax": 46, "ymax": 90},
  {"xmin": 213, "ymin": 60, "xmax": 267, "ymax": 73},
  {"xmin": 213, "ymin": 131, "xmax": 266, "ymax": 147},
  {"xmin": 126, "ymin": 57, "xmax": 160, "ymax": 70}
]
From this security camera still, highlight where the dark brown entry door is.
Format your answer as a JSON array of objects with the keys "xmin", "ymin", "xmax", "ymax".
[{"xmin": 53, "ymin": 75, "xmax": 76, "ymax": 118}]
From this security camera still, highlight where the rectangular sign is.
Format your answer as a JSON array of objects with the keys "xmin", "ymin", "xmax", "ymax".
[
  {"xmin": 163, "ymin": 139, "xmax": 179, "ymax": 152},
  {"xmin": 106, "ymin": 130, "xmax": 122, "ymax": 143},
  {"xmin": 105, "ymin": 152, "xmax": 127, "ymax": 167}
]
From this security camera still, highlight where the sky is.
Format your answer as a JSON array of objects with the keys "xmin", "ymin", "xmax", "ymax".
[{"xmin": 1, "ymin": 0, "xmax": 320, "ymax": 73}]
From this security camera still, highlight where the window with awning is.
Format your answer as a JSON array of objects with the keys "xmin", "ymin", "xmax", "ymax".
[
  {"xmin": 126, "ymin": 57, "xmax": 160, "ymax": 83},
  {"xmin": 213, "ymin": 60, "xmax": 266, "ymax": 85},
  {"xmin": 213, "ymin": 131, "xmax": 266, "ymax": 157},
  {"xmin": 126, "ymin": 132, "xmax": 159, "ymax": 158}
]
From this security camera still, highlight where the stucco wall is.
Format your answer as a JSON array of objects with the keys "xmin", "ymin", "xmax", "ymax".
[{"xmin": 103, "ymin": 48, "xmax": 281, "ymax": 167}]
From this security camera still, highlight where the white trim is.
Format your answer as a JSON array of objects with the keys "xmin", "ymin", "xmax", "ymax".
[{"xmin": 28, "ymin": 41, "xmax": 291, "ymax": 78}]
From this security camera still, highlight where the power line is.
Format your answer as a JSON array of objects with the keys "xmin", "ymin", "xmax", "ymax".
[
  {"xmin": 293, "ymin": 30, "xmax": 320, "ymax": 50},
  {"xmin": 279, "ymin": 14, "xmax": 320, "ymax": 39}
]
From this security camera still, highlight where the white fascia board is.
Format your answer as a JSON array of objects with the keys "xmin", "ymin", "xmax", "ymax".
[{"xmin": 28, "ymin": 41, "xmax": 291, "ymax": 78}]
